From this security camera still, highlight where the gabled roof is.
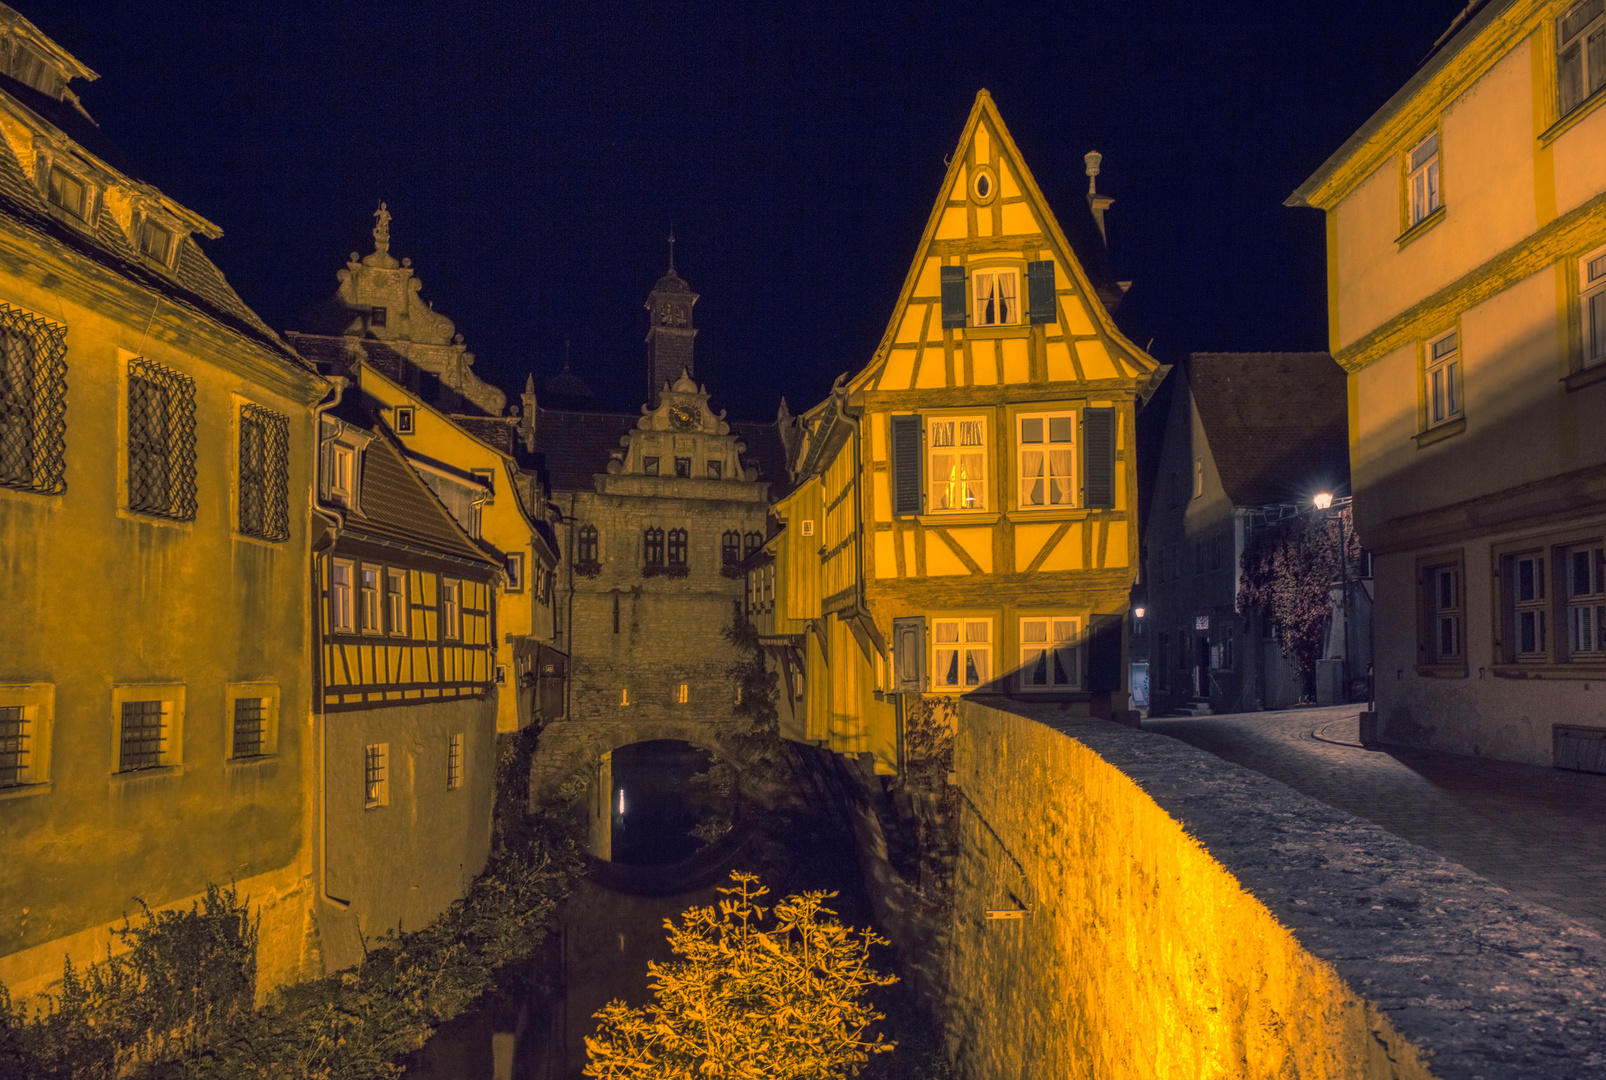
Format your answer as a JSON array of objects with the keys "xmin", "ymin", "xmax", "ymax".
[
  {"xmin": 340, "ymin": 425, "xmax": 502, "ymax": 572},
  {"xmin": 846, "ymin": 89, "xmax": 1162, "ymax": 395},
  {"xmin": 0, "ymin": 81, "xmax": 307, "ymax": 373},
  {"xmin": 1188, "ymin": 352, "xmax": 1349, "ymax": 507}
]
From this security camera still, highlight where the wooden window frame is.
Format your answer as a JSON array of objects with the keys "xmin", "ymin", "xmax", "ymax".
[
  {"xmin": 1416, "ymin": 551, "xmax": 1467, "ymax": 676},
  {"xmin": 442, "ymin": 577, "xmax": 462, "ymax": 641},
  {"xmin": 1017, "ymin": 615, "xmax": 1082, "ymax": 693},
  {"xmin": 1559, "ymin": 0, "xmax": 1606, "ymax": 120},
  {"xmin": 1490, "ymin": 530, "xmax": 1606, "ymax": 676},
  {"xmin": 359, "ymin": 564, "xmax": 383, "ymax": 635},
  {"xmin": 1406, "ymin": 130, "xmax": 1442, "ymax": 229},
  {"xmin": 931, "ymin": 616, "xmax": 993, "ymax": 692},
  {"xmin": 1015, "ymin": 410, "xmax": 1076, "ymax": 511},
  {"xmin": 926, "ymin": 414, "xmax": 989, "ymax": 514},
  {"xmin": 330, "ymin": 557, "xmax": 355, "ymax": 633},
  {"xmin": 1423, "ymin": 328, "xmax": 1462, "ymax": 430},
  {"xmin": 1580, "ymin": 242, "xmax": 1606, "ymax": 371},
  {"xmin": 971, "ymin": 265, "xmax": 1022, "ymax": 328},
  {"xmin": 385, "ymin": 567, "xmax": 409, "ymax": 637}
]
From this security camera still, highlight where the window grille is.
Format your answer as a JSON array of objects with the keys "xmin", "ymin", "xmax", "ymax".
[
  {"xmin": 0, "ymin": 705, "xmax": 27, "ymax": 786},
  {"xmin": 447, "ymin": 732, "xmax": 463, "ymax": 790},
  {"xmin": 127, "ymin": 357, "xmax": 196, "ymax": 519},
  {"xmin": 722, "ymin": 530, "xmax": 741, "ymax": 566},
  {"xmin": 644, "ymin": 527, "xmax": 665, "ymax": 567},
  {"xmin": 239, "ymin": 403, "xmax": 290, "ymax": 540},
  {"xmin": 364, "ymin": 743, "xmax": 388, "ymax": 806},
  {"xmin": 0, "ymin": 301, "xmax": 67, "ymax": 495},
  {"xmin": 232, "ymin": 697, "xmax": 265, "ymax": 759},
  {"xmin": 667, "ymin": 528, "xmax": 688, "ymax": 566},
  {"xmin": 119, "ymin": 700, "xmax": 165, "ymax": 772}
]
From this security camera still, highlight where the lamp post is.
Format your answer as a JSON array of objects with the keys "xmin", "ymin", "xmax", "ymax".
[{"xmin": 1314, "ymin": 492, "xmax": 1348, "ymax": 703}]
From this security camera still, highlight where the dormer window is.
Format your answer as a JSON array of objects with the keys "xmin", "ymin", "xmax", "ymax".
[
  {"xmin": 329, "ymin": 443, "xmax": 356, "ymax": 506},
  {"xmin": 138, "ymin": 219, "xmax": 174, "ymax": 265},
  {"xmin": 46, "ymin": 166, "xmax": 87, "ymax": 221}
]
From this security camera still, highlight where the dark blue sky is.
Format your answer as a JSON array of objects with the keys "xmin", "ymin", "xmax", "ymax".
[{"xmin": 40, "ymin": 2, "xmax": 1465, "ymax": 419}]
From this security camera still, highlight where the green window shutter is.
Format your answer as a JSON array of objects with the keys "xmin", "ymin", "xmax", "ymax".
[
  {"xmin": 940, "ymin": 266, "xmax": 966, "ymax": 329},
  {"xmin": 1027, "ymin": 261, "xmax": 1056, "ymax": 324},
  {"xmin": 1082, "ymin": 408, "xmax": 1115, "ymax": 509},
  {"xmin": 891, "ymin": 414, "xmax": 923, "ymax": 516}
]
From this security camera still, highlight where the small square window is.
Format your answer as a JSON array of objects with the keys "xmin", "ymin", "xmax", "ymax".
[
  {"xmin": 674, "ymin": 456, "xmax": 691, "ymax": 478},
  {"xmin": 138, "ymin": 219, "xmax": 173, "ymax": 264},
  {"xmin": 707, "ymin": 459, "xmax": 722, "ymax": 479},
  {"xmin": 643, "ymin": 456, "xmax": 660, "ymax": 476},
  {"xmin": 46, "ymin": 166, "xmax": 87, "ymax": 220},
  {"xmin": 364, "ymin": 743, "xmax": 389, "ymax": 807},
  {"xmin": 394, "ymin": 406, "xmax": 415, "ymax": 434},
  {"xmin": 370, "ymin": 306, "xmax": 388, "ymax": 327}
]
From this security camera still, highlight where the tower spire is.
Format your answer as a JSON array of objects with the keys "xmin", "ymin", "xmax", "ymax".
[{"xmin": 667, "ymin": 226, "xmax": 676, "ymax": 273}]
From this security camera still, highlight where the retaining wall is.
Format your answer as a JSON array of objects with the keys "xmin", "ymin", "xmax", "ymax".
[{"xmin": 946, "ymin": 698, "xmax": 1606, "ymax": 1080}]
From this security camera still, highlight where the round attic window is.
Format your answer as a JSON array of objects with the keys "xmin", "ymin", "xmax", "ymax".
[{"xmin": 971, "ymin": 165, "xmax": 998, "ymax": 204}]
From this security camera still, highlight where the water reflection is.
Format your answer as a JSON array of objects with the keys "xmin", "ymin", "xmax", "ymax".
[{"xmin": 404, "ymin": 803, "xmax": 877, "ymax": 1080}]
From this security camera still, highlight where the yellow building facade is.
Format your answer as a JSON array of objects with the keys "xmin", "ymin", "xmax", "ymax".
[
  {"xmin": 760, "ymin": 92, "xmax": 1165, "ymax": 771},
  {"xmin": 1291, "ymin": 0, "xmax": 1606, "ymax": 767},
  {"xmin": 0, "ymin": 11, "xmax": 327, "ymax": 1000},
  {"xmin": 288, "ymin": 211, "xmax": 564, "ymax": 735}
]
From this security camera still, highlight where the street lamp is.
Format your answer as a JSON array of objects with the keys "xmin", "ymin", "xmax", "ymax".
[{"xmin": 1314, "ymin": 492, "xmax": 1347, "ymax": 701}]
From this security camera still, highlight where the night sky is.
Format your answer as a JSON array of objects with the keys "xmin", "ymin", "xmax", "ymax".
[{"xmin": 39, "ymin": 2, "xmax": 1467, "ymax": 421}]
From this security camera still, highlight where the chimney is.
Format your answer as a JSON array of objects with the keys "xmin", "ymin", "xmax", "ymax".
[{"xmin": 1084, "ymin": 151, "xmax": 1114, "ymax": 245}]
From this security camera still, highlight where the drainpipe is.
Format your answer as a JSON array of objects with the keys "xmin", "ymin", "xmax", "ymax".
[{"xmin": 310, "ymin": 377, "xmax": 350, "ymax": 911}]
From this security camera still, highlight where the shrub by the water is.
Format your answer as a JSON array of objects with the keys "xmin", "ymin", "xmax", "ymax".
[{"xmin": 0, "ymin": 726, "xmax": 586, "ymax": 1080}]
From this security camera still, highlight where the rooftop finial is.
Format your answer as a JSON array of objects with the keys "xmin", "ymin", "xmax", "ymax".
[
  {"xmin": 373, "ymin": 200, "xmax": 392, "ymax": 254},
  {"xmin": 1084, "ymin": 151, "xmax": 1102, "ymax": 196},
  {"xmin": 667, "ymin": 226, "xmax": 676, "ymax": 272}
]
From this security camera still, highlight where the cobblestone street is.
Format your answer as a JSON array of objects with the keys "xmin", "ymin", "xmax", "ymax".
[{"xmin": 1146, "ymin": 705, "xmax": 1606, "ymax": 935}]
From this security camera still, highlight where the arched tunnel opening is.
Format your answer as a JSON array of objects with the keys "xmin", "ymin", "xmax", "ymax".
[{"xmin": 588, "ymin": 739, "xmax": 739, "ymax": 869}]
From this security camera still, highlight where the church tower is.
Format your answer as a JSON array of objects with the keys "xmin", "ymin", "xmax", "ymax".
[{"xmin": 643, "ymin": 232, "xmax": 698, "ymax": 407}]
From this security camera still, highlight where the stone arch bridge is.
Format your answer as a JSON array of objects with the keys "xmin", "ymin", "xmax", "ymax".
[{"xmin": 527, "ymin": 717, "xmax": 763, "ymax": 805}]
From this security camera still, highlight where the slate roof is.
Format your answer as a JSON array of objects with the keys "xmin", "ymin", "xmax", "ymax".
[
  {"xmin": 0, "ymin": 80, "xmax": 307, "ymax": 372},
  {"xmin": 533, "ymin": 407, "xmax": 792, "ymax": 498},
  {"xmin": 1188, "ymin": 352, "xmax": 1349, "ymax": 508},
  {"xmin": 343, "ymin": 427, "xmax": 500, "ymax": 571}
]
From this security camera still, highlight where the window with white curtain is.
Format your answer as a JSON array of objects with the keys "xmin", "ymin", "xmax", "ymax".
[
  {"xmin": 973, "ymin": 269, "xmax": 1020, "ymax": 326},
  {"xmin": 933, "ymin": 617, "xmax": 991, "ymax": 690},
  {"xmin": 1017, "ymin": 413, "xmax": 1075, "ymax": 508},
  {"xmin": 928, "ymin": 416, "xmax": 987, "ymax": 512},
  {"xmin": 1019, "ymin": 617, "xmax": 1080, "ymax": 690}
]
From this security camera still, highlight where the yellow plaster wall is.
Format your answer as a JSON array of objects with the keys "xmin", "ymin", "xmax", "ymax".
[
  {"xmin": 0, "ymin": 221, "xmax": 325, "ymax": 1001},
  {"xmin": 947, "ymin": 702, "xmax": 1435, "ymax": 1080}
]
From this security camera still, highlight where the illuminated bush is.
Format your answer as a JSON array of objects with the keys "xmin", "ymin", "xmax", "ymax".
[{"xmin": 585, "ymin": 872, "xmax": 896, "ymax": 1079}]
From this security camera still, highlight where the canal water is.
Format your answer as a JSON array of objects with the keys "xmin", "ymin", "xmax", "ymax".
[{"xmin": 402, "ymin": 740, "xmax": 907, "ymax": 1080}]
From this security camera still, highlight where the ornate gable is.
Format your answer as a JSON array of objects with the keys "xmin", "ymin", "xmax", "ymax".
[
  {"xmin": 849, "ymin": 90, "xmax": 1163, "ymax": 397},
  {"xmin": 605, "ymin": 371, "xmax": 760, "ymax": 491}
]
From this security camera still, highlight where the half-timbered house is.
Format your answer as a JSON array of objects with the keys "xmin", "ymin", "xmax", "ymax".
[
  {"xmin": 763, "ymin": 91, "xmax": 1166, "ymax": 773},
  {"xmin": 312, "ymin": 377, "xmax": 502, "ymax": 970}
]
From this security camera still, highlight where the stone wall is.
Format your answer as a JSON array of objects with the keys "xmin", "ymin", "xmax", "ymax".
[{"xmin": 945, "ymin": 698, "xmax": 1606, "ymax": 1079}]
